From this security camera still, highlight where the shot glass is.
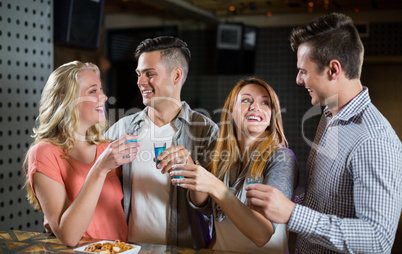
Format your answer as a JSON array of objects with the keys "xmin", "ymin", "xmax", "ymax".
[
  {"xmin": 246, "ymin": 175, "xmax": 262, "ymax": 186},
  {"xmin": 153, "ymin": 142, "xmax": 167, "ymax": 167},
  {"xmin": 125, "ymin": 128, "xmax": 138, "ymax": 143},
  {"xmin": 124, "ymin": 129, "xmax": 138, "ymax": 158},
  {"xmin": 245, "ymin": 175, "xmax": 261, "ymax": 206},
  {"xmin": 172, "ymin": 156, "xmax": 188, "ymax": 185}
]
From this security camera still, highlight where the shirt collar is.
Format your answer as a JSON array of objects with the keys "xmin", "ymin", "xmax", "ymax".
[
  {"xmin": 134, "ymin": 101, "xmax": 191, "ymax": 127},
  {"xmin": 131, "ymin": 108, "xmax": 148, "ymax": 125},
  {"xmin": 323, "ymin": 86, "xmax": 370, "ymax": 122},
  {"xmin": 176, "ymin": 101, "xmax": 191, "ymax": 124}
]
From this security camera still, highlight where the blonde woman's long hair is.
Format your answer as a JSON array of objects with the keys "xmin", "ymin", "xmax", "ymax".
[
  {"xmin": 23, "ymin": 60, "xmax": 108, "ymax": 210},
  {"xmin": 209, "ymin": 78, "xmax": 287, "ymax": 179}
]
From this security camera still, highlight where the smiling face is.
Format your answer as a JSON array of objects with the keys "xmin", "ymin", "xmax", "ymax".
[
  {"xmin": 136, "ymin": 51, "xmax": 178, "ymax": 108},
  {"xmin": 77, "ymin": 69, "xmax": 107, "ymax": 130},
  {"xmin": 296, "ymin": 44, "xmax": 333, "ymax": 106},
  {"xmin": 232, "ymin": 84, "xmax": 272, "ymax": 138}
]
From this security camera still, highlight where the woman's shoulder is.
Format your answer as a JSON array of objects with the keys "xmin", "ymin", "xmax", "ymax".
[
  {"xmin": 28, "ymin": 141, "xmax": 66, "ymax": 166},
  {"xmin": 271, "ymin": 147, "xmax": 297, "ymax": 160},
  {"xmin": 96, "ymin": 141, "xmax": 110, "ymax": 151},
  {"xmin": 30, "ymin": 141, "xmax": 63, "ymax": 155},
  {"xmin": 264, "ymin": 147, "xmax": 299, "ymax": 172}
]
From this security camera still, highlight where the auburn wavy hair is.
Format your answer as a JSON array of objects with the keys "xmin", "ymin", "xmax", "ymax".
[
  {"xmin": 23, "ymin": 61, "xmax": 108, "ymax": 210},
  {"xmin": 209, "ymin": 78, "xmax": 287, "ymax": 179}
]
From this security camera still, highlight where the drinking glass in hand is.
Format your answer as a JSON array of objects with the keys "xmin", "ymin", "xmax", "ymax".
[
  {"xmin": 246, "ymin": 175, "xmax": 262, "ymax": 185},
  {"xmin": 153, "ymin": 142, "xmax": 166, "ymax": 167},
  {"xmin": 124, "ymin": 129, "xmax": 138, "ymax": 158},
  {"xmin": 172, "ymin": 156, "xmax": 188, "ymax": 185},
  {"xmin": 245, "ymin": 175, "xmax": 261, "ymax": 206},
  {"xmin": 126, "ymin": 129, "xmax": 138, "ymax": 143}
]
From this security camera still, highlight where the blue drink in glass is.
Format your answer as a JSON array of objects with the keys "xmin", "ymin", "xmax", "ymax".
[
  {"xmin": 246, "ymin": 175, "xmax": 262, "ymax": 185},
  {"xmin": 172, "ymin": 169, "xmax": 184, "ymax": 180},
  {"xmin": 172, "ymin": 156, "xmax": 188, "ymax": 184},
  {"xmin": 154, "ymin": 146, "xmax": 166, "ymax": 165},
  {"xmin": 124, "ymin": 130, "xmax": 137, "ymax": 158},
  {"xmin": 126, "ymin": 129, "xmax": 138, "ymax": 143},
  {"xmin": 153, "ymin": 142, "xmax": 166, "ymax": 167}
]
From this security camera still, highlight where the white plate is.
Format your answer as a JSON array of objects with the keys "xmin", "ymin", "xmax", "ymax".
[{"xmin": 73, "ymin": 240, "xmax": 141, "ymax": 254}]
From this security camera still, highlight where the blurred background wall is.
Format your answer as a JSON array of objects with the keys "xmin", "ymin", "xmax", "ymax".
[
  {"xmin": 0, "ymin": 0, "xmax": 53, "ymax": 231},
  {"xmin": 0, "ymin": 1, "xmax": 401, "ymax": 251}
]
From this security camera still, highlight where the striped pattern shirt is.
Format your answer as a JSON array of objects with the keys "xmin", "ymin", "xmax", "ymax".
[{"xmin": 288, "ymin": 87, "xmax": 402, "ymax": 253}]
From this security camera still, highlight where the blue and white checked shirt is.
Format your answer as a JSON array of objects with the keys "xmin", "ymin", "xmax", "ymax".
[{"xmin": 288, "ymin": 87, "xmax": 402, "ymax": 253}]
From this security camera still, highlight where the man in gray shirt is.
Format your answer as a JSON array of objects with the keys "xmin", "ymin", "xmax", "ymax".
[{"xmin": 105, "ymin": 36, "xmax": 218, "ymax": 248}]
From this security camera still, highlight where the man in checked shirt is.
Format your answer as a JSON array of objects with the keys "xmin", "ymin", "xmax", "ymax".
[{"xmin": 246, "ymin": 12, "xmax": 402, "ymax": 253}]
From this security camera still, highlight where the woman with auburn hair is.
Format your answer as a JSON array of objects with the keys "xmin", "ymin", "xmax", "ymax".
[
  {"xmin": 23, "ymin": 61, "xmax": 139, "ymax": 246},
  {"xmin": 170, "ymin": 78, "xmax": 299, "ymax": 253}
]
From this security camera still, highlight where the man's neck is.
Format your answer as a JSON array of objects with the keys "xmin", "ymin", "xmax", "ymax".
[
  {"xmin": 148, "ymin": 101, "xmax": 182, "ymax": 127},
  {"xmin": 327, "ymin": 79, "xmax": 363, "ymax": 116}
]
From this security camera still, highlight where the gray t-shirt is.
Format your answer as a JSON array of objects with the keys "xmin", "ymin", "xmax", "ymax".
[{"xmin": 188, "ymin": 147, "xmax": 299, "ymax": 253}]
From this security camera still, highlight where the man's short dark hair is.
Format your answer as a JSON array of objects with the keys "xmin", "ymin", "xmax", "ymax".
[
  {"xmin": 290, "ymin": 13, "xmax": 364, "ymax": 79},
  {"xmin": 135, "ymin": 36, "xmax": 191, "ymax": 83}
]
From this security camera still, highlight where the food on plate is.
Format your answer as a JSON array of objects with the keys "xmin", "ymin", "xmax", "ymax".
[{"xmin": 84, "ymin": 240, "xmax": 134, "ymax": 253}]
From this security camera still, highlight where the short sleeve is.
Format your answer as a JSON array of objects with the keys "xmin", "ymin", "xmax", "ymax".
[
  {"xmin": 262, "ymin": 148, "xmax": 299, "ymax": 230},
  {"xmin": 28, "ymin": 142, "xmax": 66, "ymax": 194},
  {"xmin": 264, "ymin": 148, "xmax": 299, "ymax": 200}
]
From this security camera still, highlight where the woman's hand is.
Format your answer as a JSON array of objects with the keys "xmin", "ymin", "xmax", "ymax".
[
  {"xmin": 172, "ymin": 164, "xmax": 274, "ymax": 247},
  {"xmin": 94, "ymin": 135, "xmax": 139, "ymax": 172},
  {"xmin": 170, "ymin": 163, "xmax": 229, "ymax": 206},
  {"xmin": 170, "ymin": 163, "xmax": 217, "ymax": 206},
  {"xmin": 169, "ymin": 163, "xmax": 217, "ymax": 194}
]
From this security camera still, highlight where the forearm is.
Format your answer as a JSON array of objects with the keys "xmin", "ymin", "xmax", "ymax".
[
  {"xmin": 189, "ymin": 190, "xmax": 209, "ymax": 207},
  {"xmin": 211, "ymin": 182, "xmax": 274, "ymax": 247},
  {"xmin": 55, "ymin": 170, "xmax": 108, "ymax": 246},
  {"xmin": 288, "ymin": 205, "xmax": 395, "ymax": 253}
]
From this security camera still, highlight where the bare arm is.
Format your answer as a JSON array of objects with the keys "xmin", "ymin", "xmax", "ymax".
[{"xmin": 171, "ymin": 164, "xmax": 274, "ymax": 247}]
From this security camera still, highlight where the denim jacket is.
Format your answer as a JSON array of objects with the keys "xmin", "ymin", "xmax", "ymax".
[{"xmin": 105, "ymin": 101, "xmax": 219, "ymax": 248}]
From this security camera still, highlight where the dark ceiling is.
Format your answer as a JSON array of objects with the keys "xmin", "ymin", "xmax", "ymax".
[{"xmin": 104, "ymin": 0, "xmax": 402, "ymax": 22}]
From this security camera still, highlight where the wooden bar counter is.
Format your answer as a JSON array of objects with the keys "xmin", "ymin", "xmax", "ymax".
[{"xmin": 0, "ymin": 230, "xmax": 243, "ymax": 254}]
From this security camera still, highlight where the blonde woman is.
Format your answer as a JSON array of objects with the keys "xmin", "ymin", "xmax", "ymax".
[
  {"xmin": 170, "ymin": 78, "xmax": 298, "ymax": 253},
  {"xmin": 23, "ymin": 61, "xmax": 138, "ymax": 246}
]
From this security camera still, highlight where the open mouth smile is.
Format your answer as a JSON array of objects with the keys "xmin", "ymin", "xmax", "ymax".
[{"xmin": 246, "ymin": 114, "xmax": 263, "ymax": 122}]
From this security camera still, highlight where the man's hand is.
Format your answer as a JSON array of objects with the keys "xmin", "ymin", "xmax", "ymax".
[
  {"xmin": 156, "ymin": 146, "xmax": 191, "ymax": 174},
  {"xmin": 245, "ymin": 184, "xmax": 295, "ymax": 224}
]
